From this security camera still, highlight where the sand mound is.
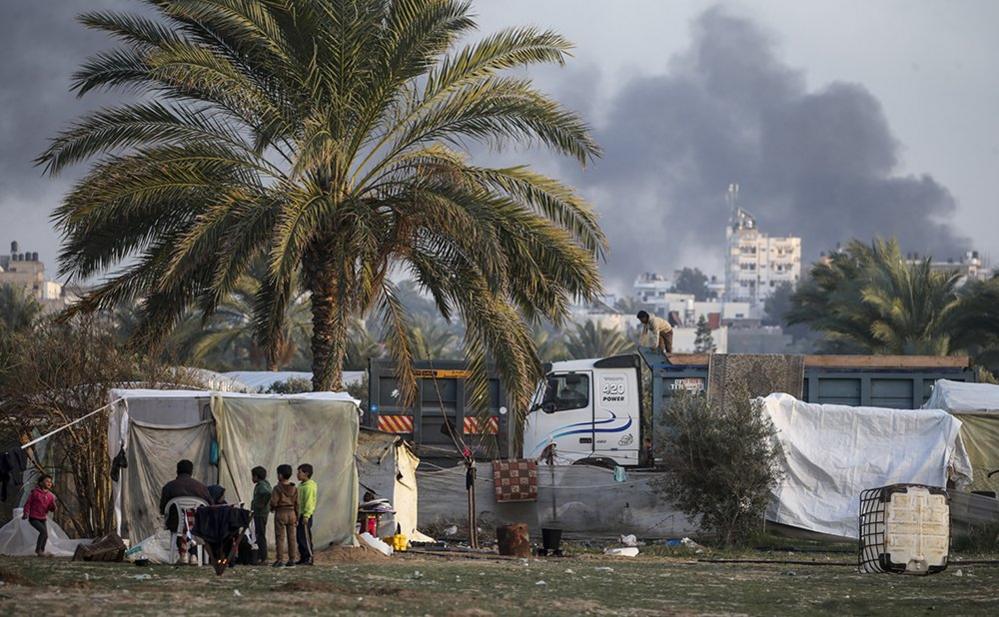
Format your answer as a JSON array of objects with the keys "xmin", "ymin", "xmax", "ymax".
[{"xmin": 312, "ymin": 542, "xmax": 391, "ymax": 564}]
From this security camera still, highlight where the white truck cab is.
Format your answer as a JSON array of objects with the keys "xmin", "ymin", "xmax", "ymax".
[{"xmin": 523, "ymin": 354, "xmax": 644, "ymax": 466}]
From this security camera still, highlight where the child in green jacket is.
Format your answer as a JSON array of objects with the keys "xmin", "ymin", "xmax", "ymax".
[
  {"xmin": 296, "ymin": 464, "xmax": 317, "ymax": 565},
  {"xmin": 250, "ymin": 466, "xmax": 271, "ymax": 565}
]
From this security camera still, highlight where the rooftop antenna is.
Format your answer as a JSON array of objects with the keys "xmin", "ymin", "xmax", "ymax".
[{"xmin": 726, "ymin": 183, "xmax": 739, "ymax": 217}]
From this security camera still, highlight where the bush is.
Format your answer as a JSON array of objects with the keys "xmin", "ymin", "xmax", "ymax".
[
  {"xmin": 952, "ymin": 522, "xmax": 999, "ymax": 554},
  {"xmin": 0, "ymin": 316, "xmax": 205, "ymax": 536},
  {"xmin": 654, "ymin": 389, "xmax": 782, "ymax": 547},
  {"xmin": 265, "ymin": 377, "xmax": 313, "ymax": 394}
]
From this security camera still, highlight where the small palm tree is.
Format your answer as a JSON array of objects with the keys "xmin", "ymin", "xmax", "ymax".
[
  {"xmin": 40, "ymin": 1, "xmax": 605, "ymax": 410},
  {"xmin": 614, "ymin": 296, "xmax": 648, "ymax": 317},
  {"xmin": 531, "ymin": 322, "xmax": 568, "ymax": 362},
  {"xmin": 410, "ymin": 314, "xmax": 460, "ymax": 360},
  {"xmin": 564, "ymin": 320, "xmax": 632, "ymax": 359},
  {"xmin": 345, "ymin": 319, "xmax": 382, "ymax": 370},
  {"xmin": 170, "ymin": 270, "xmax": 311, "ymax": 370},
  {"xmin": 0, "ymin": 284, "xmax": 43, "ymax": 334}
]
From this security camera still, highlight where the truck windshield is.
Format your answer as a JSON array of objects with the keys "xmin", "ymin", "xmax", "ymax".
[{"xmin": 541, "ymin": 374, "xmax": 590, "ymax": 411}]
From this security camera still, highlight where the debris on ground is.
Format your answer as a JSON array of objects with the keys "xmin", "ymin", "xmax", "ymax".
[
  {"xmin": 359, "ymin": 532, "xmax": 394, "ymax": 556},
  {"xmin": 604, "ymin": 547, "xmax": 639, "ymax": 557},
  {"xmin": 680, "ymin": 537, "xmax": 705, "ymax": 553}
]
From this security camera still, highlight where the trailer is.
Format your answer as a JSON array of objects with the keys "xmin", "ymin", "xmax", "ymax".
[
  {"xmin": 646, "ymin": 351, "xmax": 972, "ymax": 411},
  {"xmin": 371, "ymin": 352, "xmax": 973, "ymax": 468},
  {"xmin": 367, "ymin": 359, "xmax": 516, "ymax": 466}
]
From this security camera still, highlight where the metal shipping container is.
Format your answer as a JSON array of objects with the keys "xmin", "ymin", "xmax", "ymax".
[{"xmin": 651, "ymin": 355, "xmax": 972, "ymax": 412}]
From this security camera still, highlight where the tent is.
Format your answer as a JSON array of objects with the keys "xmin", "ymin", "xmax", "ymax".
[
  {"xmin": 108, "ymin": 389, "xmax": 360, "ymax": 549},
  {"xmin": 762, "ymin": 393, "xmax": 972, "ymax": 539},
  {"xmin": 924, "ymin": 379, "xmax": 999, "ymax": 493},
  {"xmin": 0, "ymin": 508, "xmax": 87, "ymax": 557},
  {"xmin": 355, "ymin": 429, "xmax": 427, "ymax": 539}
]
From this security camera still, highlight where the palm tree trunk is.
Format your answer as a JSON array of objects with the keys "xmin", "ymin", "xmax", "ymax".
[{"xmin": 306, "ymin": 251, "xmax": 347, "ymax": 392}]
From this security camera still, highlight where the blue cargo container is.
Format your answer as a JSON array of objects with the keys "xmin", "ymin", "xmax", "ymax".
[{"xmin": 648, "ymin": 353, "xmax": 971, "ymax": 411}]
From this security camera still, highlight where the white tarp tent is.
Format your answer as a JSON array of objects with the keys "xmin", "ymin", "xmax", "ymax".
[
  {"xmin": 108, "ymin": 389, "xmax": 214, "ymax": 544},
  {"xmin": 762, "ymin": 393, "xmax": 972, "ymax": 539},
  {"xmin": 925, "ymin": 379, "xmax": 999, "ymax": 413},
  {"xmin": 355, "ymin": 429, "xmax": 427, "ymax": 540},
  {"xmin": 108, "ymin": 389, "xmax": 360, "ymax": 549},
  {"xmin": 0, "ymin": 508, "xmax": 87, "ymax": 557},
  {"xmin": 924, "ymin": 379, "xmax": 999, "ymax": 493}
]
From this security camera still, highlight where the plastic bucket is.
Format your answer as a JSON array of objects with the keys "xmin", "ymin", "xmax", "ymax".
[{"xmin": 541, "ymin": 528, "xmax": 562, "ymax": 553}]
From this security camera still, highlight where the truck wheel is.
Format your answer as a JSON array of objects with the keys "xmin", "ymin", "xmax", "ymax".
[{"xmin": 572, "ymin": 457, "xmax": 618, "ymax": 470}]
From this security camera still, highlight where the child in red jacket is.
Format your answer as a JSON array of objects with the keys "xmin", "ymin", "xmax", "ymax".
[{"xmin": 22, "ymin": 475, "xmax": 56, "ymax": 556}]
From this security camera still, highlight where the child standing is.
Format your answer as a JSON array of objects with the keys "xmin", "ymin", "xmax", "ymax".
[
  {"xmin": 269, "ymin": 464, "xmax": 299, "ymax": 567},
  {"xmin": 22, "ymin": 475, "xmax": 56, "ymax": 556},
  {"xmin": 296, "ymin": 464, "xmax": 317, "ymax": 565},
  {"xmin": 250, "ymin": 466, "xmax": 271, "ymax": 565}
]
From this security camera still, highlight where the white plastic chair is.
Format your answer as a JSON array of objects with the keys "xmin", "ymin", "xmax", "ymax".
[{"xmin": 165, "ymin": 497, "xmax": 209, "ymax": 566}]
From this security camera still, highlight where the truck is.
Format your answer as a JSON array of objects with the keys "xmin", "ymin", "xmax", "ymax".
[
  {"xmin": 522, "ymin": 349, "xmax": 973, "ymax": 467},
  {"xmin": 367, "ymin": 359, "xmax": 516, "ymax": 466}
]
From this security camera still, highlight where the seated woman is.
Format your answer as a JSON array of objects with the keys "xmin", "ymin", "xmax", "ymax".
[{"xmin": 207, "ymin": 484, "xmax": 227, "ymax": 505}]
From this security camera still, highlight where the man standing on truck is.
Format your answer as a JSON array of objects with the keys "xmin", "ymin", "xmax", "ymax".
[{"xmin": 637, "ymin": 310, "xmax": 673, "ymax": 355}]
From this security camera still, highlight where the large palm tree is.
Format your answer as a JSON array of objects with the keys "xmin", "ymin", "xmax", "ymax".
[
  {"xmin": 40, "ymin": 0, "xmax": 605, "ymax": 410},
  {"xmin": 788, "ymin": 238, "xmax": 998, "ymax": 355}
]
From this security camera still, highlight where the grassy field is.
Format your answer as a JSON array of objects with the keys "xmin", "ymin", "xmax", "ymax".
[{"xmin": 1, "ymin": 548, "xmax": 997, "ymax": 616}]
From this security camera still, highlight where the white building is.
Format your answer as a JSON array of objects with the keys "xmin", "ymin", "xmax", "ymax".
[
  {"xmin": 723, "ymin": 185, "xmax": 801, "ymax": 306},
  {"xmin": 633, "ymin": 272, "xmax": 673, "ymax": 305},
  {"xmin": 672, "ymin": 325, "xmax": 728, "ymax": 354},
  {"xmin": 910, "ymin": 250, "xmax": 992, "ymax": 284}
]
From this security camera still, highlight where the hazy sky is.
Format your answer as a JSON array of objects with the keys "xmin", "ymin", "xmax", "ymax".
[{"xmin": 2, "ymin": 1, "xmax": 997, "ymax": 293}]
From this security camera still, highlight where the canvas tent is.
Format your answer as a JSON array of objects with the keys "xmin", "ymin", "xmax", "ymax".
[
  {"xmin": 355, "ymin": 429, "xmax": 429, "ymax": 539},
  {"xmin": 924, "ymin": 379, "xmax": 999, "ymax": 493},
  {"xmin": 108, "ymin": 389, "xmax": 360, "ymax": 549},
  {"xmin": 762, "ymin": 393, "xmax": 972, "ymax": 539}
]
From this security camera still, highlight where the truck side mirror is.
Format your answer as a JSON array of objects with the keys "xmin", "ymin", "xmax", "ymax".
[{"xmin": 541, "ymin": 401, "xmax": 556, "ymax": 414}]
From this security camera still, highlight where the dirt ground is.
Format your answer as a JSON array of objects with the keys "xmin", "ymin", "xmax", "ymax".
[{"xmin": 1, "ymin": 547, "xmax": 997, "ymax": 616}]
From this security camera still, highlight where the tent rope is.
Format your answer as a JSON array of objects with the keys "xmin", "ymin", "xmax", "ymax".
[{"xmin": 20, "ymin": 401, "xmax": 115, "ymax": 450}]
